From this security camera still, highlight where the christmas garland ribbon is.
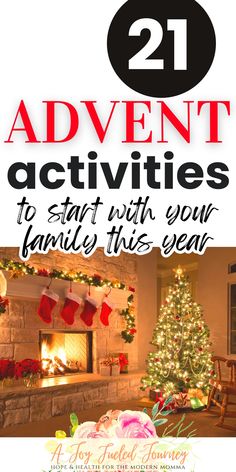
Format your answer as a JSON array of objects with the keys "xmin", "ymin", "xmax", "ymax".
[{"xmin": 0, "ymin": 259, "xmax": 136, "ymax": 343}]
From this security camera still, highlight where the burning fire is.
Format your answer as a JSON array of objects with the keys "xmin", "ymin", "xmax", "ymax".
[
  {"xmin": 41, "ymin": 340, "xmax": 68, "ymax": 375},
  {"xmin": 41, "ymin": 339, "xmax": 82, "ymax": 376}
]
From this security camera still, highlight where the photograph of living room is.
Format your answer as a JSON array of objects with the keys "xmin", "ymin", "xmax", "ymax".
[{"xmin": 0, "ymin": 247, "xmax": 235, "ymax": 437}]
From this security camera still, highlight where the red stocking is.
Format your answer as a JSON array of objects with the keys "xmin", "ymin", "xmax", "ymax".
[
  {"xmin": 100, "ymin": 297, "xmax": 114, "ymax": 326},
  {"xmin": 80, "ymin": 296, "xmax": 98, "ymax": 327},
  {"xmin": 60, "ymin": 290, "xmax": 82, "ymax": 325},
  {"xmin": 38, "ymin": 288, "xmax": 59, "ymax": 324}
]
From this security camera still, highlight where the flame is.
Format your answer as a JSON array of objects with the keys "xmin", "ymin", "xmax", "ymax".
[
  {"xmin": 58, "ymin": 347, "xmax": 67, "ymax": 365},
  {"xmin": 41, "ymin": 340, "xmax": 67, "ymax": 375}
]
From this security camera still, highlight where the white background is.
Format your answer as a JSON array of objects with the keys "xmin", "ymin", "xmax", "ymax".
[
  {"xmin": 0, "ymin": 0, "xmax": 235, "ymax": 259},
  {"xmin": 0, "ymin": 437, "xmax": 235, "ymax": 471},
  {"xmin": 0, "ymin": 1, "xmax": 235, "ymax": 468}
]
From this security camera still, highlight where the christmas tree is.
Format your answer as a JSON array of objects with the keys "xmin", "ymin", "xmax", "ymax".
[{"xmin": 141, "ymin": 267, "xmax": 214, "ymax": 397}]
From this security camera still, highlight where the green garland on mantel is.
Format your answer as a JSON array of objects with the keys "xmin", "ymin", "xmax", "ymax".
[{"xmin": 0, "ymin": 259, "xmax": 136, "ymax": 343}]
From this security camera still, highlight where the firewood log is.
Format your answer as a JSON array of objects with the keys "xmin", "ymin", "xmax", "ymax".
[
  {"xmin": 54, "ymin": 356, "xmax": 68, "ymax": 370},
  {"xmin": 54, "ymin": 356, "xmax": 80, "ymax": 373}
]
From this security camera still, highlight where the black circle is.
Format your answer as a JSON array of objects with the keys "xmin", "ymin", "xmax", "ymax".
[
  {"xmin": 107, "ymin": 0, "xmax": 216, "ymax": 98},
  {"xmin": 131, "ymin": 151, "xmax": 141, "ymax": 160},
  {"xmin": 88, "ymin": 151, "xmax": 98, "ymax": 160},
  {"xmin": 164, "ymin": 151, "xmax": 174, "ymax": 160}
]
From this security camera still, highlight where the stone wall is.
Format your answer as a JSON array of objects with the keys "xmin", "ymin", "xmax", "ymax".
[
  {"xmin": 0, "ymin": 373, "xmax": 143, "ymax": 428},
  {"xmin": 0, "ymin": 248, "xmax": 138, "ymax": 371}
]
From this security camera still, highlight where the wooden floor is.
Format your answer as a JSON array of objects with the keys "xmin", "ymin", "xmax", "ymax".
[{"xmin": 0, "ymin": 399, "xmax": 236, "ymax": 437}]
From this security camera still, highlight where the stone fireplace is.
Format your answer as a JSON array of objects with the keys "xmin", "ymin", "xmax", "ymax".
[
  {"xmin": 40, "ymin": 330, "xmax": 93, "ymax": 376},
  {"xmin": 0, "ymin": 249, "xmax": 143, "ymax": 430},
  {"xmin": 0, "ymin": 272, "xmax": 137, "ymax": 372}
]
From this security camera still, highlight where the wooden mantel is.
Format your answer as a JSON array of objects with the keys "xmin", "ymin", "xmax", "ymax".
[{"xmin": 4, "ymin": 271, "xmax": 132, "ymax": 310}]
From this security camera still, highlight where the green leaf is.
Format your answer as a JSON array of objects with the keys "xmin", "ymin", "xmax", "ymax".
[
  {"xmin": 160, "ymin": 409, "xmax": 173, "ymax": 416},
  {"xmin": 153, "ymin": 418, "xmax": 168, "ymax": 427},
  {"xmin": 163, "ymin": 396, "xmax": 173, "ymax": 408},
  {"xmin": 187, "ymin": 430, "xmax": 198, "ymax": 438},
  {"xmin": 152, "ymin": 402, "xmax": 160, "ymax": 418},
  {"xmin": 142, "ymin": 408, "xmax": 148, "ymax": 415},
  {"xmin": 71, "ymin": 425, "xmax": 77, "ymax": 437},
  {"xmin": 177, "ymin": 420, "xmax": 195, "ymax": 437},
  {"xmin": 70, "ymin": 413, "xmax": 78, "ymax": 427}
]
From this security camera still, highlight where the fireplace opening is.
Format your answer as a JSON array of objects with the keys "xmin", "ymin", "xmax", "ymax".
[{"xmin": 39, "ymin": 330, "xmax": 93, "ymax": 377}]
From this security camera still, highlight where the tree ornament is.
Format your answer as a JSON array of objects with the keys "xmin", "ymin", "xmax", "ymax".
[{"xmin": 174, "ymin": 266, "xmax": 185, "ymax": 279}]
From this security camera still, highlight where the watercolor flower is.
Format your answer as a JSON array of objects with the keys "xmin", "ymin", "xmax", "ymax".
[
  {"xmin": 115, "ymin": 410, "xmax": 157, "ymax": 438},
  {"xmin": 73, "ymin": 421, "xmax": 110, "ymax": 438},
  {"xmin": 96, "ymin": 409, "xmax": 121, "ymax": 434},
  {"xmin": 73, "ymin": 410, "xmax": 158, "ymax": 439}
]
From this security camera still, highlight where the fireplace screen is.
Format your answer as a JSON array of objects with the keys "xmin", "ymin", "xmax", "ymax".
[{"xmin": 40, "ymin": 330, "xmax": 93, "ymax": 376}]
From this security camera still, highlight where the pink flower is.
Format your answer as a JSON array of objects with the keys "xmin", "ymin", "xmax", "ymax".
[
  {"xmin": 115, "ymin": 411, "xmax": 157, "ymax": 438},
  {"xmin": 96, "ymin": 410, "xmax": 121, "ymax": 434},
  {"xmin": 73, "ymin": 410, "xmax": 157, "ymax": 439},
  {"xmin": 73, "ymin": 422, "xmax": 110, "ymax": 439}
]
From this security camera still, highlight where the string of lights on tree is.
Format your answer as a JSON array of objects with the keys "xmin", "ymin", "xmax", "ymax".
[
  {"xmin": 0, "ymin": 259, "xmax": 136, "ymax": 343},
  {"xmin": 141, "ymin": 267, "xmax": 214, "ymax": 397}
]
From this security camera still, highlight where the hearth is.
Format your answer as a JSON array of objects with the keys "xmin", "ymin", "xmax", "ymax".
[{"xmin": 39, "ymin": 330, "xmax": 93, "ymax": 377}]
